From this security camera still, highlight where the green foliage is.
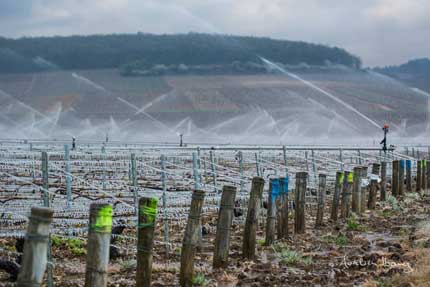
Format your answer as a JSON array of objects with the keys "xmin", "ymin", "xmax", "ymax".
[
  {"xmin": 322, "ymin": 234, "xmax": 349, "ymax": 246},
  {"xmin": 257, "ymin": 238, "xmax": 266, "ymax": 246},
  {"xmin": 382, "ymin": 209, "xmax": 395, "ymax": 218},
  {"xmin": 336, "ymin": 235, "xmax": 349, "ymax": 246},
  {"xmin": 4, "ymin": 245, "xmax": 16, "ymax": 252},
  {"xmin": 51, "ymin": 235, "xmax": 63, "ymax": 247},
  {"xmin": 0, "ymin": 33, "xmax": 362, "ymax": 74},
  {"xmin": 272, "ymin": 243, "xmax": 312, "ymax": 266},
  {"xmin": 387, "ymin": 196, "xmax": 400, "ymax": 211},
  {"xmin": 192, "ymin": 273, "xmax": 209, "ymax": 286},
  {"xmin": 120, "ymin": 259, "xmax": 136, "ymax": 272},
  {"xmin": 346, "ymin": 217, "xmax": 366, "ymax": 231},
  {"xmin": 51, "ymin": 235, "xmax": 86, "ymax": 256}
]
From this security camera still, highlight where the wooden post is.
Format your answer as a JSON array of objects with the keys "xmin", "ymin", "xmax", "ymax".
[
  {"xmin": 192, "ymin": 152, "xmax": 203, "ymax": 248},
  {"xmin": 85, "ymin": 203, "xmax": 113, "ymax": 287},
  {"xmin": 242, "ymin": 177, "xmax": 265, "ymax": 260},
  {"xmin": 210, "ymin": 151, "xmax": 217, "ymax": 192},
  {"xmin": 427, "ymin": 160, "xmax": 430, "ymax": 195},
  {"xmin": 380, "ymin": 162, "xmax": 387, "ymax": 201},
  {"xmin": 41, "ymin": 151, "xmax": 50, "ymax": 207},
  {"xmin": 213, "ymin": 185, "xmax": 237, "ymax": 268},
  {"xmin": 416, "ymin": 160, "xmax": 422, "ymax": 193},
  {"xmin": 192, "ymin": 152, "xmax": 200, "ymax": 189},
  {"xmin": 330, "ymin": 171, "xmax": 343, "ymax": 221},
  {"xmin": 360, "ymin": 167, "xmax": 368, "ymax": 213},
  {"xmin": 311, "ymin": 149, "xmax": 317, "ymax": 186},
  {"xmin": 422, "ymin": 160, "xmax": 427, "ymax": 194},
  {"xmin": 371, "ymin": 163, "xmax": 380, "ymax": 176},
  {"xmin": 17, "ymin": 207, "xmax": 54, "ymax": 287},
  {"xmin": 282, "ymin": 146, "xmax": 288, "ymax": 177},
  {"xmin": 368, "ymin": 179, "xmax": 377, "ymax": 209},
  {"xmin": 277, "ymin": 177, "xmax": 289, "ymax": 239},
  {"xmin": 294, "ymin": 172, "xmax": 307, "ymax": 234},
  {"xmin": 341, "ymin": 171, "xmax": 353, "ymax": 218},
  {"xmin": 254, "ymin": 153, "xmax": 261, "ymax": 177},
  {"xmin": 65, "ymin": 144, "xmax": 72, "ymax": 208},
  {"xmin": 351, "ymin": 167, "xmax": 361, "ymax": 213},
  {"xmin": 406, "ymin": 160, "xmax": 412, "ymax": 192},
  {"xmin": 339, "ymin": 148, "xmax": 344, "ymax": 171},
  {"xmin": 392, "ymin": 160, "xmax": 399, "ymax": 197},
  {"xmin": 160, "ymin": 155, "xmax": 169, "ymax": 256},
  {"xmin": 315, "ymin": 174, "xmax": 326, "ymax": 227},
  {"xmin": 399, "ymin": 160, "xmax": 405, "ymax": 196},
  {"xmin": 41, "ymin": 151, "xmax": 53, "ymax": 287},
  {"xmin": 180, "ymin": 190, "xmax": 205, "ymax": 287},
  {"xmin": 137, "ymin": 197, "xmax": 158, "ymax": 287},
  {"xmin": 265, "ymin": 179, "xmax": 277, "ymax": 245},
  {"xmin": 101, "ymin": 145, "xmax": 107, "ymax": 191},
  {"xmin": 238, "ymin": 151, "xmax": 245, "ymax": 193},
  {"xmin": 131, "ymin": 153, "xmax": 138, "ymax": 216}
]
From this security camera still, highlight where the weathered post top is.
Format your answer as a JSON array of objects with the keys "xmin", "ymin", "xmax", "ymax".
[{"xmin": 17, "ymin": 207, "xmax": 54, "ymax": 287}]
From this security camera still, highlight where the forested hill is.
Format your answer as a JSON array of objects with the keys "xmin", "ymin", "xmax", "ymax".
[
  {"xmin": 0, "ymin": 33, "xmax": 362, "ymax": 75},
  {"xmin": 374, "ymin": 58, "xmax": 430, "ymax": 93}
]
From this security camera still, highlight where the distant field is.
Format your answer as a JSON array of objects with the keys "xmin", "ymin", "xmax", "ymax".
[{"xmin": 0, "ymin": 68, "xmax": 428, "ymax": 143}]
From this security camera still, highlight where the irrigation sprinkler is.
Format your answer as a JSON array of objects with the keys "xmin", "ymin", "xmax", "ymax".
[{"xmin": 0, "ymin": 140, "xmax": 419, "ymax": 286}]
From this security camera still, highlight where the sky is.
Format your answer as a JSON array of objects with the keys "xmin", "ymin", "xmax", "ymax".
[{"xmin": 0, "ymin": 0, "xmax": 429, "ymax": 67}]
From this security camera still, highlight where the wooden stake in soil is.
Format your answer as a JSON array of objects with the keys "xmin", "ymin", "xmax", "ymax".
[
  {"xmin": 417, "ymin": 160, "xmax": 422, "ymax": 193},
  {"xmin": 242, "ymin": 177, "xmax": 265, "ymax": 260},
  {"xmin": 294, "ymin": 172, "xmax": 307, "ymax": 234},
  {"xmin": 331, "ymin": 171, "xmax": 343, "ymax": 221},
  {"xmin": 351, "ymin": 167, "xmax": 361, "ymax": 213},
  {"xmin": 41, "ymin": 151, "xmax": 50, "ymax": 207},
  {"xmin": 16, "ymin": 207, "xmax": 54, "ymax": 287},
  {"xmin": 137, "ymin": 197, "xmax": 158, "ymax": 287},
  {"xmin": 360, "ymin": 167, "xmax": 368, "ymax": 213},
  {"xmin": 85, "ymin": 203, "xmax": 113, "ymax": 287},
  {"xmin": 315, "ymin": 174, "xmax": 327, "ymax": 227},
  {"xmin": 422, "ymin": 160, "xmax": 428, "ymax": 194},
  {"xmin": 368, "ymin": 179, "xmax": 378, "ymax": 209},
  {"xmin": 427, "ymin": 160, "xmax": 430, "ymax": 194},
  {"xmin": 265, "ymin": 179, "xmax": 277, "ymax": 245},
  {"xmin": 380, "ymin": 162, "xmax": 387, "ymax": 201},
  {"xmin": 371, "ymin": 163, "xmax": 381, "ymax": 177},
  {"xmin": 277, "ymin": 177, "xmax": 289, "ymax": 239},
  {"xmin": 341, "ymin": 171, "xmax": 353, "ymax": 218},
  {"xmin": 392, "ymin": 160, "xmax": 400, "ymax": 197},
  {"xmin": 406, "ymin": 160, "xmax": 412, "ymax": 192},
  {"xmin": 399, "ymin": 160, "xmax": 405, "ymax": 196},
  {"xmin": 180, "ymin": 190, "xmax": 206, "ymax": 287},
  {"xmin": 213, "ymin": 185, "xmax": 237, "ymax": 268}
]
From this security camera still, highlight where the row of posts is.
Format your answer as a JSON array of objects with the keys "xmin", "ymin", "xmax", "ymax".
[
  {"xmin": 17, "ymin": 170, "xmax": 334, "ymax": 287},
  {"xmin": 26, "ymin": 150, "xmax": 428, "ymax": 287}
]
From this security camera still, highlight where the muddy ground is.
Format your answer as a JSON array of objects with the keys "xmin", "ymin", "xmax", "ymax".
[{"xmin": 1, "ymin": 190, "xmax": 430, "ymax": 287}]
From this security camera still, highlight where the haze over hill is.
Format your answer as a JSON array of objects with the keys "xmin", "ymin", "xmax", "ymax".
[
  {"xmin": 0, "ymin": 33, "xmax": 428, "ymax": 144},
  {"xmin": 374, "ymin": 58, "xmax": 430, "ymax": 93}
]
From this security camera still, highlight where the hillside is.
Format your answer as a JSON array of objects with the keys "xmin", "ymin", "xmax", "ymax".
[
  {"xmin": 0, "ymin": 33, "xmax": 362, "ymax": 75},
  {"xmin": 374, "ymin": 58, "xmax": 430, "ymax": 93},
  {"xmin": 0, "ymin": 67, "xmax": 427, "ymax": 143}
]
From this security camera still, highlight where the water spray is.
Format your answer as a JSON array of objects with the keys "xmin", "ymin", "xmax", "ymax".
[{"xmin": 259, "ymin": 57, "xmax": 381, "ymax": 130}]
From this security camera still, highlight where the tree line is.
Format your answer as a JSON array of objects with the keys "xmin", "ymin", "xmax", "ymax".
[{"xmin": 0, "ymin": 33, "xmax": 362, "ymax": 75}]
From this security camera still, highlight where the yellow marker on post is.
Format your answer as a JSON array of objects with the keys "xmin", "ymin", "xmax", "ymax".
[
  {"xmin": 139, "ymin": 198, "xmax": 158, "ymax": 228},
  {"xmin": 338, "ymin": 173, "xmax": 344, "ymax": 185},
  {"xmin": 92, "ymin": 205, "xmax": 113, "ymax": 233},
  {"xmin": 347, "ymin": 172, "xmax": 354, "ymax": 183}
]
